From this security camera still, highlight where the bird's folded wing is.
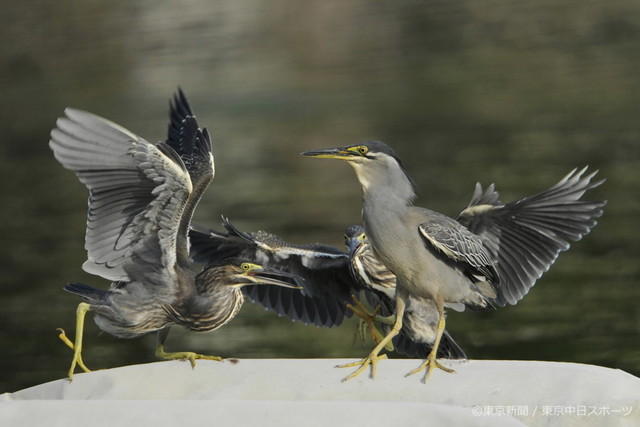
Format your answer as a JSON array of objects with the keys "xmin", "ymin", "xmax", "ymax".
[{"xmin": 418, "ymin": 211, "xmax": 498, "ymax": 284}]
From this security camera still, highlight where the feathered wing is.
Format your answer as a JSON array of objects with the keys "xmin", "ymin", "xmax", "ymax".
[
  {"xmin": 418, "ymin": 210, "xmax": 499, "ymax": 298},
  {"xmin": 49, "ymin": 108, "xmax": 193, "ymax": 287},
  {"xmin": 164, "ymin": 89, "xmax": 214, "ymax": 268},
  {"xmin": 189, "ymin": 218, "xmax": 355, "ymax": 327},
  {"xmin": 456, "ymin": 167, "xmax": 606, "ymax": 306}
]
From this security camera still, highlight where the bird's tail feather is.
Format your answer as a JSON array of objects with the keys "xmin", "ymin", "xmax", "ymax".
[{"xmin": 64, "ymin": 282, "xmax": 108, "ymax": 303}]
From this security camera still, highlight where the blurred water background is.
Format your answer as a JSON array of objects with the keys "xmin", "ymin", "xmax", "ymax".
[{"xmin": 1, "ymin": 0, "xmax": 639, "ymax": 393}]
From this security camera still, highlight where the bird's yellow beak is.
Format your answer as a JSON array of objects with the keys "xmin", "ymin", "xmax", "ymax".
[
  {"xmin": 239, "ymin": 263, "xmax": 303, "ymax": 289},
  {"xmin": 301, "ymin": 147, "xmax": 354, "ymax": 159}
]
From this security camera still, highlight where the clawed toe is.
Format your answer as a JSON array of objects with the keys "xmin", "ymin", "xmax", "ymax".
[
  {"xmin": 406, "ymin": 357, "xmax": 455, "ymax": 382},
  {"xmin": 337, "ymin": 353, "xmax": 388, "ymax": 382}
]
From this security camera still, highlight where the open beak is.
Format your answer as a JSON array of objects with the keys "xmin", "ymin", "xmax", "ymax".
[
  {"xmin": 243, "ymin": 264, "xmax": 303, "ymax": 289},
  {"xmin": 301, "ymin": 147, "xmax": 353, "ymax": 159}
]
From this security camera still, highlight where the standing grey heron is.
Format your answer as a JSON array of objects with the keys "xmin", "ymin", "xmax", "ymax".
[
  {"xmin": 49, "ymin": 90, "xmax": 299, "ymax": 380},
  {"xmin": 302, "ymin": 141, "xmax": 606, "ymax": 381},
  {"xmin": 188, "ymin": 218, "xmax": 467, "ymax": 359},
  {"xmin": 344, "ymin": 225, "xmax": 466, "ymax": 360}
]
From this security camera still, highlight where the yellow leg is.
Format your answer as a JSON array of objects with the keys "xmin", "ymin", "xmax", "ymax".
[
  {"xmin": 405, "ymin": 296, "xmax": 455, "ymax": 382},
  {"xmin": 155, "ymin": 328, "xmax": 224, "ymax": 368},
  {"xmin": 61, "ymin": 302, "xmax": 92, "ymax": 381},
  {"xmin": 347, "ymin": 295, "xmax": 395, "ymax": 351},
  {"xmin": 57, "ymin": 328, "xmax": 90, "ymax": 374},
  {"xmin": 337, "ymin": 297, "xmax": 406, "ymax": 381}
]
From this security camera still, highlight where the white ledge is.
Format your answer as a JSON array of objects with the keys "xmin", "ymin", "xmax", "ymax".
[{"xmin": 2, "ymin": 359, "xmax": 639, "ymax": 426}]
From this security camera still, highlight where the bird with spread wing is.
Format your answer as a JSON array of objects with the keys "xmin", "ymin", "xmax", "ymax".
[
  {"xmin": 49, "ymin": 90, "xmax": 299, "ymax": 380},
  {"xmin": 303, "ymin": 141, "xmax": 606, "ymax": 382}
]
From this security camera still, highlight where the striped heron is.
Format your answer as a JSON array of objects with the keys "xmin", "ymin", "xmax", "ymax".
[{"xmin": 49, "ymin": 90, "xmax": 299, "ymax": 380}]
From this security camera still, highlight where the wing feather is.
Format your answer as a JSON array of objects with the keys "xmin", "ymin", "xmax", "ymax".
[
  {"xmin": 418, "ymin": 211, "xmax": 498, "ymax": 285},
  {"xmin": 456, "ymin": 167, "xmax": 606, "ymax": 305},
  {"xmin": 50, "ymin": 108, "xmax": 192, "ymax": 286},
  {"xmin": 188, "ymin": 218, "xmax": 354, "ymax": 327}
]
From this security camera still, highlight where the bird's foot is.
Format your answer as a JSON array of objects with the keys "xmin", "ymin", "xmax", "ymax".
[
  {"xmin": 349, "ymin": 304, "xmax": 383, "ymax": 344},
  {"xmin": 57, "ymin": 328, "xmax": 91, "ymax": 374},
  {"xmin": 405, "ymin": 354, "xmax": 455, "ymax": 383},
  {"xmin": 347, "ymin": 296, "xmax": 394, "ymax": 351},
  {"xmin": 60, "ymin": 302, "xmax": 93, "ymax": 381},
  {"xmin": 156, "ymin": 349, "xmax": 224, "ymax": 369},
  {"xmin": 336, "ymin": 352, "xmax": 388, "ymax": 382}
]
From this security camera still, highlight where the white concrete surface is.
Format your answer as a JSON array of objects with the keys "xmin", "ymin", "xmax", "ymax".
[{"xmin": 2, "ymin": 359, "xmax": 639, "ymax": 426}]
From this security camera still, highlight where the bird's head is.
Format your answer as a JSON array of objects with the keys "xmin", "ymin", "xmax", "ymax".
[
  {"xmin": 344, "ymin": 225, "xmax": 367, "ymax": 256},
  {"xmin": 301, "ymin": 141, "xmax": 400, "ymax": 164},
  {"xmin": 205, "ymin": 258, "xmax": 302, "ymax": 289},
  {"xmin": 302, "ymin": 141, "xmax": 417, "ymax": 201}
]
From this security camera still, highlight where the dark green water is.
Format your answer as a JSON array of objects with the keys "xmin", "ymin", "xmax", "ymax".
[{"xmin": 1, "ymin": 0, "xmax": 639, "ymax": 393}]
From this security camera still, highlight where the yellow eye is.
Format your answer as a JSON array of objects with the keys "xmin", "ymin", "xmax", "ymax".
[
  {"xmin": 348, "ymin": 145, "xmax": 368, "ymax": 156},
  {"xmin": 241, "ymin": 263, "xmax": 251, "ymax": 271}
]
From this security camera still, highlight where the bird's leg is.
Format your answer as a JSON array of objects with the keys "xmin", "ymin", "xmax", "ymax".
[
  {"xmin": 405, "ymin": 295, "xmax": 455, "ymax": 382},
  {"xmin": 348, "ymin": 295, "xmax": 395, "ymax": 351},
  {"xmin": 59, "ymin": 302, "xmax": 92, "ymax": 381},
  {"xmin": 338, "ymin": 297, "xmax": 406, "ymax": 381},
  {"xmin": 57, "ymin": 327, "xmax": 91, "ymax": 374},
  {"xmin": 155, "ymin": 327, "xmax": 224, "ymax": 368},
  {"xmin": 347, "ymin": 295, "xmax": 383, "ymax": 342}
]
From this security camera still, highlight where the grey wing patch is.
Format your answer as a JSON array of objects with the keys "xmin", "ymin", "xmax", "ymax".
[
  {"xmin": 50, "ymin": 108, "xmax": 192, "ymax": 285},
  {"xmin": 456, "ymin": 167, "xmax": 606, "ymax": 305},
  {"xmin": 418, "ymin": 213, "xmax": 498, "ymax": 284}
]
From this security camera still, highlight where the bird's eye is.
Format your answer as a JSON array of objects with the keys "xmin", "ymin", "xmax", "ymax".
[
  {"xmin": 358, "ymin": 146, "xmax": 368, "ymax": 155},
  {"xmin": 241, "ymin": 263, "xmax": 251, "ymax": 271}
]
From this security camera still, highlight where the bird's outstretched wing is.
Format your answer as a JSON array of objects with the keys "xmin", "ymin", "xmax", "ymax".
[
  {"xmin": 164, "ymin": 89, "xmax": 214, "ymax": 267},
  {"xmin": 49, "ymin": 107, "xmax": 192, "ymax": 287},
  {"xmin": 189, "ymin": 218, "xmax": 355, "ymax": 327},
  {"xmin": 418, "ymin": 210, "xmax": 499, "ymax": 288},
  {"xmin": 456, "ymin": 167, "xmax": 606, "ymax": 306},
  {"xmin": 165, "ymin": 89, "xmax": 214, "ymax": 182}
]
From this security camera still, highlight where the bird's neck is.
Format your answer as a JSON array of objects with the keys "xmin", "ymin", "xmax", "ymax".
[
  {"xmin": 194, "ymin": 268, "xmax": 242, "ymax": 299},
  {"xmin": 353, "ymin": 160, "xmax": 416, "ymax": 210},
  {"xmin": 172, "ymin": 272, "xmax": 244, "ymax": 332},
  {"xmin": 353, "ymin": 159, "xmax": 417, "ymax": 267}
]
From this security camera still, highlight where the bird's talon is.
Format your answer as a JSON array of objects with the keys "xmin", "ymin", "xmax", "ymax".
[
  {"xmin": 406, "ymin": 357, "xmax": 455, "ymax": 382},
  {"xmin": 337, "ymin": 353, "xmax": 388, "ymax": 381},
  {"xmin": 58, "ymin": 328, "xmax": 91, "ymax": 373},
  {"xmin": 57, "ymin": 328, "xmax": 75, "ymax": 350},
  {"xmin": 347, "ymin": 299, "xmax": 390, "ymax": 347}
]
